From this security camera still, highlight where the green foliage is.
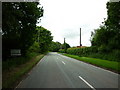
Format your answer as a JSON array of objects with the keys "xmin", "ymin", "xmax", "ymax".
[
  {"xmin": 98, "ymin": 44, "xmax": 109, "ymax": 53},
  {"xmin": 59, "ymin": 49, "xmax": 66, "ymax": 53},
  {"xmin": 89, "ymin": 2, "xmax": 120, "ymax": 62},
  {"xmin": 66, "ymin": 46, "xmax": 119, "ymax": 62},
  {"xmin": 61, "ymin": 43, "xmax": 71, "ymax": 53},
  {"xmin": 36, "ymin": 26, "xmax": 53, "ymax": 53},
  {"xmin": 67, "ymin": 46, "xmax": 97, "ymax": 56},
  {"xmin": 49, "ymin": 41, "xmax": 62, "ymax": 52},
  {"xmin": 105, "ymin": 2, "xmax": 120, "ymax": 30},
  {"xmin": 2, "ymin": 2, "xmax": 44, "ymax": 59},
  {"xmin": 62, "ymin": 43, "xmax": 70, "ymax": 49},
  {"xmin": 3, "ymin": 54, "xmax": 44, "ymax": 88},
  {"xmin": 63, "ymin": 54, "xmax": 119, "ymax": 72},
  {"xmin": 91, "ymin": 2, "xmax": 120, "ymax": 49},
  {"xmin": 28, "ymin": 41, "xmax": 40, "ymax": 53},
  {"xmin": 3, "ymin": 52, "xmax": 39, "ymax": 71},
  {"xmin": 91, "ymin": 26, "xmax": 110, "ymax": 46},
  {"xmin": 91, "ymin": 25, "xmax": 119, "ymax": 50},
  {"xmin": 49, "ymin": 41, "xmax": 70, "ymax": 52}
]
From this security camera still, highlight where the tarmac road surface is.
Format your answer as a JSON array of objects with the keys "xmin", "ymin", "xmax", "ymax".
[{"xmin": 17, "ymin": 52, "xmax": 119, "ymax": 89}]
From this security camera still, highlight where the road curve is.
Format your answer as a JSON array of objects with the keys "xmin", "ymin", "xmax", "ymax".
[{"xmin": 16, "ymin": 52, "xmax": 119, "ymax": 88}]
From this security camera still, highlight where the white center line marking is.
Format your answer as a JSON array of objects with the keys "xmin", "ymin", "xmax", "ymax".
[
  {"xmin": 62, "ymin": 61, "xmax": 65, "ymax": 65},
  {"xmin": 78, "ymin": 76, "xmax": 96, "ymax": 90}
]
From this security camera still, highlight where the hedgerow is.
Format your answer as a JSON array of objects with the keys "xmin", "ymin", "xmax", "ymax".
[
  {"xmin": 66, "ymin": 46, "xmax": 119, "ymax": 62},
  {"xmin": 59, "ymin": 49, "xmax": 66, "ymax": 53}
]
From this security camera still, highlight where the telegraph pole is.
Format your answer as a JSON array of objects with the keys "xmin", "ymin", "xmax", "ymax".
[{"xmin": 80, "ymin": 28, "xmax": 81, "ymax": 46}]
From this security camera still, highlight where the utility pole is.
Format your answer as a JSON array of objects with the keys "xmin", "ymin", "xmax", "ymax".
[{"xmin": 80, "ymin": 28, "xmax": 82, "ymax": 46}]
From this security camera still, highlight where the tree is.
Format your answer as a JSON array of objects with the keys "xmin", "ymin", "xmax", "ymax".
[
  {"xmin": 105, "ymin": 2, "xmax": 120, "ymax": 30},
  {"xmin": 91, "ymin": 2, "xmax": 120, "ymax": 51},
  {"xmin": 36, "ymin": 26, "xmax": 53, "ymax": 53},
  {"xmin": 62, "ymin": 43, "xmax": 70, "ymax": 52},
  {"xmin": 91, "ymin": 26, "xmax": 113, "ymax": 46},
  {"xmin": 2, "ymin": 2, "xmax": 44, "ymax": 59},
  {"xmin": 49, "ymin": 41, "xmax": 62, "ymax": 52},
  {"xmin": 105, "ymin": 2, "xmax": 120, "ymax": 49}
]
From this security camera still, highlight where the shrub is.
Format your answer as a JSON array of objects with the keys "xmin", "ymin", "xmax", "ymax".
[
  {"xmin": 59, "ymin": 49, "xmax": 65, "ymax": 53},
  {"xmin": 66, "ymin": 46, "xmax": 119, "ymax": 62},
  {"xmin": 28, "ymin": 41, "xmax": 40, "ymax": 53}
]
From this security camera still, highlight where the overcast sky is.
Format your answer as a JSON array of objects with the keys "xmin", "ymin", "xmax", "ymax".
[{"xmin": 37, "ymin": 0, "xmax": 109, "ymax": 47}]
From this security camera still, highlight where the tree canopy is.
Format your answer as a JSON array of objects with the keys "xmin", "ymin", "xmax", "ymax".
[
  {"xmin": 91, "ymin": 2, "xmax": 120, "ymax": 52},
  {"xmin": 36, "ymin": 26, "xmax": 53, "ymax": 53},
  {"xmin": 2, "ymin": 2, "xmax": 44, "ymax": 59},
  {"xmin": 49, "ymin": 41, "xmax": 62, "ymax": 52}
]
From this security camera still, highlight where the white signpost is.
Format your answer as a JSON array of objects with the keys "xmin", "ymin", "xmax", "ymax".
[{"xmin": 11, "ymin": 49, "xmax": 21, "ymax": 56}]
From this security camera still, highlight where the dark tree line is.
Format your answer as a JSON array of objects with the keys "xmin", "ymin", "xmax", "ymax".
[
  {"xmin": 49, "ymin": 41, "xmax": 62, "ymax": 52},
  {"xmin": 2, "ymin": 2, "xmax": 45, "ymax": 60},
  {"xmin": 49, "ymin": 41, "xmax": 70, "ymax": 52},
  {"xmin": 36, "ymin": 26, "xmax": 53, "ymax": 53},
  {"xmin": 28, "ymin": 26, "xmax": 53, "ymax": 54},
  {"xmin": 91, "ymin": 2, "xmax": 120, "ymax": 52}
]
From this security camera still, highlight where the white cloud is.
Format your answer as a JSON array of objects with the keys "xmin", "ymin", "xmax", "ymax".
[{"xmin": 37, "ymin": 0, "xmax": 109, "ymax": 47}]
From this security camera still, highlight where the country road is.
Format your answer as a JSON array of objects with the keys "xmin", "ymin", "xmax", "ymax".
[{"xmin": 17, "ymin": 52, "xmax": 119, "ymax": 89}]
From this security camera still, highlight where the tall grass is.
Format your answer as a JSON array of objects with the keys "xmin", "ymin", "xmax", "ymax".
[
  {"xmin": 3, "ymin": 52, "xmax": 44, "ymax": 88},
  {"xmin": 3, "ymin": 52, "xmax": 39, "ymax": 71}
]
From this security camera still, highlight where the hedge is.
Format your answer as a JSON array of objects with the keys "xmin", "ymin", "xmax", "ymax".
[
  {"xmin": 59, "ymin": 49, "xmax": 66, "ymax": 53},
  {"xmin": 67, "ymin": 46, "xmax": 98, "ymax": 56},
  {"xmin": 66, "ymin": 46, "xmax": 119, "ymax": 62}
]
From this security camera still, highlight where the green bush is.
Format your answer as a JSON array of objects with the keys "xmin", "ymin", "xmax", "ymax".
[
  {"xmin": 59, "ymin": 49, "xmax": 65, "ymax": 53},
  {"xmin": 67, "ymin": 46, "xmax": 98, "ymax": 56},
  {"xmin": 66, "ymin": 46, "xmax": 119, "ymax": 62},
  {"xmin": 28, "ymin": 41, "xmax": 40, "ymax": 53}
]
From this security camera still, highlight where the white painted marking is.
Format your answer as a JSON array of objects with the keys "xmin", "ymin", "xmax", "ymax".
[
  {"xmin": 78, "ymin": 76, "xmax": 96, "ymax": 90},
  {"xmin": 15, "ymin": 80, "xmax": 23, "ymax": 89},
  {"xmin": 58, "ymin": 53, "xmax": 118, "ymax": 75},
  {"xmin": 36, "ymin": 56, "xmax": 45, "ymax": 66},
  {"xmin": 62, "ymin": 61, "xmax": 65, "ymax": 65}
]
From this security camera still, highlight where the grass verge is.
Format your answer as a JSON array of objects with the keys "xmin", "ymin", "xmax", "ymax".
[
  {"xmin": 3, "ymin": 53, "xmax": 45, "ymax": 88},
  {"xmin": 62, "ymin": 53, "xmax": 120, "ymax": 73}
]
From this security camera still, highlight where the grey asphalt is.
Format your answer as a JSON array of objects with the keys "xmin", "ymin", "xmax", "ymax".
[{"xmin": 17, "ymin": 52, "xmax": 119, "ymax": 88}]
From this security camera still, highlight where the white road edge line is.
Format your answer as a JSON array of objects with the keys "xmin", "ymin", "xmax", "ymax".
[
  {"xmin": 78, "ymin": 76, "xmax": 96, "ymax": 90},
  {"xmin": 62, "ymin": 61, "xmax": 65, "ymax": 65},
  {"xmin": 15, "ymin": 80, "xmax": 23, "ymax": 89},
  {"xmin": 36, "ymin": 57, "xmax": 45, "ymax": 66},
  {"xmin": 58, "ymin": 53, "xmax": 118, "ymax": 75}
]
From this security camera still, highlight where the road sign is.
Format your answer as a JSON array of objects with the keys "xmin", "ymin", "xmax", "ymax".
[{"xmin": 11, "ymin": 49, "xmax": 21, "ymax": 56}]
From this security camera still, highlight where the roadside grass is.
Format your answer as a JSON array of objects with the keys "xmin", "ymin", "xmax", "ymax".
[
  {"xmin": 3, "ymin": 52, "xmax": 45, "ymax": 88},
  {"xmin": 3, "ymin": 52, "xmax": 40, "ymax": 71},
  {"xmin": 62, "ymin": 53, "xmax": 120, "ymax": 73}
]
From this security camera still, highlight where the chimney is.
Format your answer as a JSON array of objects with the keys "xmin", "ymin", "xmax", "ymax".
[{"xmin": 80, "ymin": 28, "xmax": 82, "ymax": 46}]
